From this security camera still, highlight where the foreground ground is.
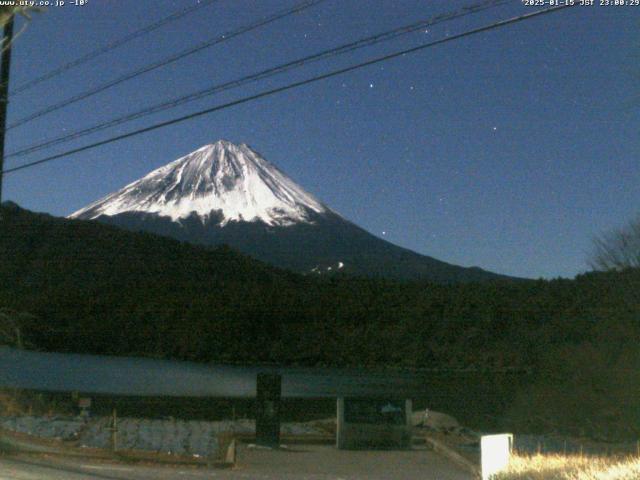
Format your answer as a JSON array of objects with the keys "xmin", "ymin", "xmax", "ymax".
[
  {"xmin": 495, "ymin": 453, "xmax": 640, "ymax": 480},
  {"xmin": 0, "ymin": 444, "xmax": 473, "ymax": 480}
]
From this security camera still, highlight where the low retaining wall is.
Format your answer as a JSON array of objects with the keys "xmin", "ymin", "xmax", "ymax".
[{"xmin": 0, "ymin": 415, "xmax": 323, "ymax": 458}]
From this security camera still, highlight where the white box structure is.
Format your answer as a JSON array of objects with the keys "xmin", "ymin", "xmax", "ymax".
[{"xmin": 481, "ymin": 433, "xmax": 513, "ymax": 480}]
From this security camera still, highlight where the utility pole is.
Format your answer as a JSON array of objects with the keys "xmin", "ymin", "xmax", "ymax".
[{"xmin": 0, "ymin": 13, "xmax": 14, "ymax": 205}]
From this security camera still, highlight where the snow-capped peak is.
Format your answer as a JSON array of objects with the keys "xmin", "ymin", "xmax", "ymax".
[{"xmin": 69, "ymin": 140, "xmax": 329, "ymax": 226}]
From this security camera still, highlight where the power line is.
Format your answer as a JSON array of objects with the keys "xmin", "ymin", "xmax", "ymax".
[
  {"xmin": 7, "ymin": 0, "xmax": 513, "ymax": 161},
  {"xmin": 6, "ymin": 0, "xmax": 326, "ymax": 130},
  {"xmin": 11, "ymin": 0, "xmax": 221, "ymax": 96},
  {"xmin": 2, "ymin": 5, "xmax": 576, "ymax": 176}
]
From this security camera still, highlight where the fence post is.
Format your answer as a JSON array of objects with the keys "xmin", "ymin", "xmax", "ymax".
[
  {"xmin": 110, "ymin": 408, "xmax": 118, "ymax": 452},
  {"xmin": 336, "ymin": 397, "xmax": 345, "ymax": 449}
]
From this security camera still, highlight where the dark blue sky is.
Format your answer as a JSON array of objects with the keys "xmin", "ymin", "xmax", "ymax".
[{"xmin": 4, "ymin": 0, "xmax": 639, "ymax": 279}]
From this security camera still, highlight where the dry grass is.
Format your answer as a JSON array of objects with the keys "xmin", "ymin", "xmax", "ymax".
[
  {"xmin": 494, "ymin": 453, "xmax": 640, "ymax": 480},
  {"xmin": 0, "ymin": 391, "xmax": 28, "ymax": 416},
  {"xmin": 0, "ymin": 389, "xmax": 73, "ymax": 417}
]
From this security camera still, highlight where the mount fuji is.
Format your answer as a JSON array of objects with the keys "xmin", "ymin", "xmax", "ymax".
[{"xmin": 70, "ymin": 140, "xmax": 507, "ymax": 282}]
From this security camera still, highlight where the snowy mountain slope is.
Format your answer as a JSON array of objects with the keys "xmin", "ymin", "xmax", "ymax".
[
  {"xmin": 70, "ymin": 140, "xmax": 511, "ymax": 283},
  {"xmin": 70, "ymin": 140, "xmax": 327, "ymax": 226}
]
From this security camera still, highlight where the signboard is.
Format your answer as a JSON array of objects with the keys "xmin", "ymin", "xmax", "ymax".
[
  {"xmin": 78, "ymin": 397, "xmax": 92, "ymax": 417},
  {"xmin": 337, "ymin": 397, "xmax": 411, "ymax": 449},
  {"xmin": 344, "ymin": 398, "xmax": 406, "ymax": 425}
]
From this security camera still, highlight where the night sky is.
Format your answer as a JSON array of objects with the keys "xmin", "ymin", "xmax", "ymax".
[{"xmin": 3, "ymin": 0, "xmax": 639, "ymax": 279}]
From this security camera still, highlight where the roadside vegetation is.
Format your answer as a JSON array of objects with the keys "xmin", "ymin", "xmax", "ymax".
[{"xmin": 495, "ymin": 453, "xmax": 640, "ymax": 480}]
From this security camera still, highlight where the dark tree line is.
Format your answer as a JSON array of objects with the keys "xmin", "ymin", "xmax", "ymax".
[{"xmin": 1, "ymin": 202, "xmax": 639, "ymax": 439}]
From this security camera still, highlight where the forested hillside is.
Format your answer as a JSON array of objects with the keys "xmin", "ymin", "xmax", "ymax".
[{"xmin": 1, "ymin": 202, "xmax": 639, "ymax": 439}]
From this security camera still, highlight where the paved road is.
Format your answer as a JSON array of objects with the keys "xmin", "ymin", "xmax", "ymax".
[{"xmin": 0, "ymin": 445, "xmax": 474, "ymax": 480}]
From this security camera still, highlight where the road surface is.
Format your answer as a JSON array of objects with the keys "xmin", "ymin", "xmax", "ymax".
[{"xmin": 0, "ymin": 445, "xmax": 474, "ymax": 479}]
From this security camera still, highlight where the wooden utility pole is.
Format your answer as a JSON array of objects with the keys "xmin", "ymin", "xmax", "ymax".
[
  {"xmin": 0, "ymin": 13, "xmax": 14, "ymax": 205},
  {"xmin": 110, "ymin": 408, "xmax": 118, "ymax": 452}
]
